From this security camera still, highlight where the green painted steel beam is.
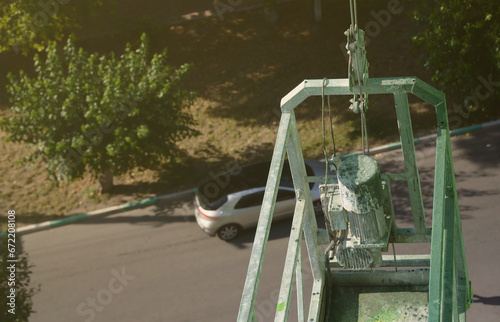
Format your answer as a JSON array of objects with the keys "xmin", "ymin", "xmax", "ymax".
[
  {"xmin": 394, "ymin": 92, "xmax": 427, "ymax": 234},
  {"xmin": 275, "ymin": 199, "xmax": 306, "ymax": 321},
  {"xmin": 286, "ymin": 112, "xmax": 326, "ymax": 321},
  {"xmin": 445, "ymin": 116, "xmax": 472, "ymax": 320},
  {"xmin": 296, "ymin": 243, "xmax": 306, "ymax": 322},
  {"xmin": 441, "ymin": 160, "xmax": 456, "ymax": 320},
  {"xmin": 308, "ymin": 278, "xmax": 325, "ymax": 321},
  {"xmin": 428, "ymin": 129, "xmax": 448, "ymax": 320},
  {"xmin": 331, "ymin": 269, "xmax": 430, "ymax": 287},
  {"xmin": 286, "ymin": 112, "xmax": 325, "ymax": 281},
  {"xmin": 280, "ymin": 77, "xmax": 441, "ymax": 112},
  {"xmin": 410, "ymin": 78, "xmax": 446, "ymax": 107},
  {"xmin": 455, "ymin": 221, "xmax": 470, "ymax": 322},
  {"xmin": 329, "ymin": 254, "xmax": 431, "ymax": 268},
  {"xmin": 428, "ymin": 92, "xmax": 472, "ymax": 321},
  {"xmin": 238, "ymin": 112, "xmax": 291, "ymax": 322}
]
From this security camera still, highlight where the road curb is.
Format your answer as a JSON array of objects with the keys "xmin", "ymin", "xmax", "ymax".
[
  {"xmin": 2, "ymin": 120, "xmax": 498, "ymax": 237},
  {"xmin": 338, "ymin": 119, "xmax": 500, "ymax": 159},
  {"xmin": 1, "ymin": 188, "xmax": 197, "ymax": 237}
]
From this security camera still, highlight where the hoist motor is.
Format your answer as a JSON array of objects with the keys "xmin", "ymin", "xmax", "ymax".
[{"xmin": 320, "ymin": 154, "xmax": 392, "ymax": 270}]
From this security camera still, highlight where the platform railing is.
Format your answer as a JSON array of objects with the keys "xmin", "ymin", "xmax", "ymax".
[
  {"xmin": 237, "ymin": 77, "xmax": 472, "ymax": 321},
  {"xmin": 428, "ymin": 99, "xmax": 472, "ymax": 321},
  {"xmin": 237, "ymin": 110, "xmax": 326, "ymax": 321}
]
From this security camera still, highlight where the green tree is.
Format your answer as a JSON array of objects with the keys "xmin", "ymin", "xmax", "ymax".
[
  {"xmin": 1, "ymin": 33, "xmax": 198, "ymax": 192},
  {"xmin": 413, "ymin": 0, "xmax": 500, "ymax": 123},
  {"xmin": 0, "ymin": 234, "xmax": 40, "ymax": 321},
  {"xmin": 0, "ymin": 0, "xmax": 103, "ymax": 54}
]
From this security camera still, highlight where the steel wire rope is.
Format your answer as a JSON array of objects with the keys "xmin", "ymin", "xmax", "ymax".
[
  {"xmin": 349, "ymin": 0, "xmax": 369, "ymax": 155},
  {"xmin": 321, "ymin": 79, "xmax": 337, "ymax": 182},
  {"xmin": 327, "ymin": 86, "xmax": 337, "ymax": 157},
  {"xmin": 321, "ymin": 78, "xmax": 329, "ymax": 187},
  {"xmin": 322, "ymin": 78, "xmax": 339, "ymax": 255}
]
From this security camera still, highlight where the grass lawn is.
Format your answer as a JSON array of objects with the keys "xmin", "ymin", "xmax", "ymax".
[{"xmin": 0, "ymin": 0, "xmax": 483, "ymax": 229}]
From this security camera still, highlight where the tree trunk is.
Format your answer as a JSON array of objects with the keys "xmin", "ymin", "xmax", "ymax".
[{"xmin": 98, "ymin": 168, "xmax": 114, "ymax": 193}]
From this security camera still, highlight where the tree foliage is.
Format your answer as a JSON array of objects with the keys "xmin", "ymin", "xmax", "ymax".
[
  {"xmin": 0, "ymin": 0, "xmax": 103, "ymax": 54},
  {"xmin": 0, "ymin": 235, "xmax": 39, "ymax": 321},
  {"xmin": 1, "ymin": 33, "xmax": 198, "ymax": 185},
  {"xmin": 413, "ymin": 0, "xmax": 500, "ymax": 120}
]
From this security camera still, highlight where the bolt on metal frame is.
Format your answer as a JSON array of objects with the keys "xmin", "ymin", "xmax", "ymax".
[{"xmin": 237, "ymin": 76, "xmax": 472, "ymax": 321}]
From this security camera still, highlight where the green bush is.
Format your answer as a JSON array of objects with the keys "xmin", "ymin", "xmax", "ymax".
[
  {"xmin": 1, "ymin": 33, "xmax": 198, "ymax": 188},
  {"xmin": 413, "ymin": 0, "xmax": 500, "ymax": 123},
  {"xmin": 0, "ymin": 235, "xmax": 39, "ymax": 321}
]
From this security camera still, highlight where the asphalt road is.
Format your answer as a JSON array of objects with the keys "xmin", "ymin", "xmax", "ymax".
[
  {"xmin": 21, "ymin": 125, "xmax": 500, "ymax": 321},
  {"xmin": 21, "ymin": 193, "xmax": 303, "ymax": 322}
]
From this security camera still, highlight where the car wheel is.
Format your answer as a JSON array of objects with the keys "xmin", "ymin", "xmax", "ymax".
[
  {"xmin": 217, "ymin": 224, "xmax": 241, "ymax": 241},
  {"xmin": 313, "ymin": 200, "xmax": 323, "ymax": 216}
]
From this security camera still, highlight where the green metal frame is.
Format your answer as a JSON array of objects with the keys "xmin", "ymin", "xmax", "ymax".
[{"xmin": 237, "ymin": 77, "xmax": 472, "ymax": 321}]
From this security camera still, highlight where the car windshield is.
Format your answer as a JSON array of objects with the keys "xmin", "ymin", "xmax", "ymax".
[{"xmin": 197, "ymin": 160, "xmax": 314, "ymax": 210}]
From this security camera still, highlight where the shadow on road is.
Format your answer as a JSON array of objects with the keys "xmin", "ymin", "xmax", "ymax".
[
  {"xmin": 229, "ymin": 219, "xmax": 294, "ymax": 248},
  {"xmin": 76, "ymin": 212, "xmax": 194, "ymax": 227},
  {"xmin": 75, "ymin": 191, "xmax": 326, "ymax": 249},
  {"xmin": 374, "ymin": 125, "xmax": 500, "ymax": 226},
  {"xmin": 229, "ymin": 214, "xmax": 328, "ymax": 249},
  {"xmin": 75, "ymin": 193, "xmax": 197, "ymax": 228},
  {"xmin": 473, "ymin": 294, "xmax": 500, "ymax": 306},
  {"xmin": 452, "ymin": 126, "xmax": 500, "ymax": 168}
]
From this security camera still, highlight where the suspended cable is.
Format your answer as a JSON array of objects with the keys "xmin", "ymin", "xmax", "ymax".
[
  {"xmin": 321, "ymin": 78, "xmax": 329, "ymax": 186},
  {"xmin": 347, "ymin": 0, "xmax": 369, "ymax": 155},
  {"xmin": 327, "ymin": 93, "xmax": 336, "ymax": 156},
  {"xmin": 349, "ymin": 0, "xmax": 355, "ymax": 29},
  {"xmin": 353, "ymin": 0, "xmax": 358, "ymax": 29},
  {"xmin": 361, "ymin": 110, "xmax": 369, "ymax": 155}
]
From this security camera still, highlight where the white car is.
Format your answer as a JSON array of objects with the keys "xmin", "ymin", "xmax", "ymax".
[{"xmin": 194, "ymin": 159, "xmax": 330, "ymax": 241}]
